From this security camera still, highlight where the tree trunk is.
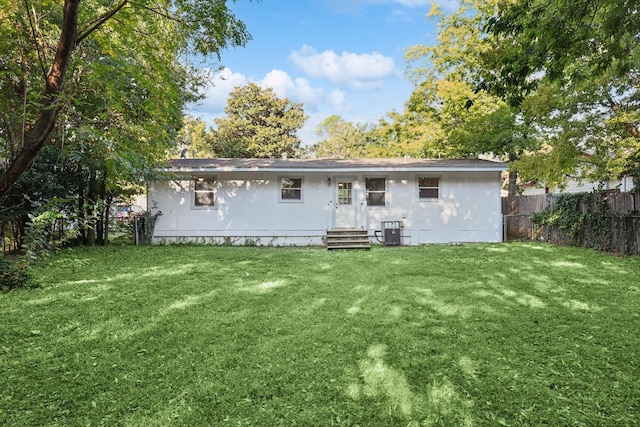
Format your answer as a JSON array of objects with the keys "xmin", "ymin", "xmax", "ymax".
[
  {"xmin": 18, "ymin": 215, "xmax": 28, "ymax": 251},
  {"xmin": 103, "ymin": 196, "xmax": 112, "ymax": 246},
  {"xmin": 77, "ymin": 184, "xmax": 86, "ymax": 244},
  {"xmin": 507, "ymin": 152, "xmax": 518, "ymax": 199},
  {"xmin": 508, "ymin": 171, "xmax": 518, "ymax": 198},
  {"xmin": 85, "ymin": 172, "xmax": 98, "ymax": 246},
  {"xmin": 0, "ymin": 0, "xmax": 80, "ymax": 200},
  {"xmin": 96, "ymin": 169, "xmax": 108, "ymax": 245}
]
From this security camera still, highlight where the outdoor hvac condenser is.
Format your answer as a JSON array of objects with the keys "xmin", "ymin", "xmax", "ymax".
[{"xmin": 381, "ymin": 221, "xmax": 403, "ymax": 246}]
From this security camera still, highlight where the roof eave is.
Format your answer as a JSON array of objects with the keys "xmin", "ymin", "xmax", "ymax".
[{"xmin": 161, "ymin": 166, "xmax": 507, "ymax": 173}]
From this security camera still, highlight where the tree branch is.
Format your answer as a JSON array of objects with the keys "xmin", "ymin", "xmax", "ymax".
[
  {"xmin": 24, "ymin": 0, "xmax": 48, "ymax": 78},
  {"xmin": 129, "ymin": 2, "xmax": 184, "ymax": 24},
  {"xmin": 0, "ymin": 0, "xmax": 80, "ymax": 199},
  {"xmin": 76, "ymin": 0, "xmax": 129, "ymax": 44},
  {"xmin": 606, "ymin": 94, "xmax": 639, "ymax": 138}
]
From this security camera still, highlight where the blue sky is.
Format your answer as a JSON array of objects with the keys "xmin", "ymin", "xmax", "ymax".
[{"xmin": 188, "ymin": 0, "xmax": 458, "ymax": 146}]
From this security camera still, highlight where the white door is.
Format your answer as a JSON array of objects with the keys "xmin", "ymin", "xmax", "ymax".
[{"xmin": 335, "ymin": 178, "xmax": 357, "ymax": 228}]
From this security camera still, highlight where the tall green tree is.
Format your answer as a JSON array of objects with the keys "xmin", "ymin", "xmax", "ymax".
[
  {"xmin": 308, "ymin": 112, "xmax": 439, "ymax": 159},
  {"xmin": 0, "ymin": 0, "xmax": 252, "ymax": 199},
  {"xmin": 54, "ymin": 38, "xmax": 196, "ymax": 244},
  {"xmin": 364, "ymin": 109, "xmax": 442, "ymax": 159},
  {"xmin": 308, "ymin": 115, "xmax": 368, "ymax": 159},
  {"xmin": 405, "ymin": 0, "xmax": 533, "ymax": 196},
  {"xmin": 487, "ymin": 0, "xmax": 640, "ymax": 187},
  {"xmin": 488, "ymin": 0, "xmax": 639, "ymax": 83},
  {"xmin": 0, "ymin": 146, "xmax": 76, "ymax": 251},
  {"xmin": 211, "ymin": 82, "xmax": 308, "ymax": 158},
  {"xmin": 512, "ymin": 71, "xmax": 640, "ymax": 189},
  {"xmin": 177, "ymin": 117, "xmax": 216, "ymax": 159}
]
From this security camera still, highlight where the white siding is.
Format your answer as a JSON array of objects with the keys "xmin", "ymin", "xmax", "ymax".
[
  {"xmin": 149, "ymin": 170, "xmax": 503, "ymax": 245},
  {"xmin": 522, "ymin": 176, "xmax": 635, "ymax": 195},
  {"xmin": 359, "ymin": 171, "xmax": 503, "ymax": 244}
]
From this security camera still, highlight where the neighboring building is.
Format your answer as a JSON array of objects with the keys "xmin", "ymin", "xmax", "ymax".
[
  {"xmin": 148, "ymin": 158, "xmax": 507, "ymax": 246},
  {"xmin": 522, "ymin": 176, "xmax": 635, "ymax": 195}
]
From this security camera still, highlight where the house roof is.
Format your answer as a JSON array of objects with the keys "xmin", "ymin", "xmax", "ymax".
[{"xmin": 164, "ymin": 158, "xmax": 507, "ymax": 173}]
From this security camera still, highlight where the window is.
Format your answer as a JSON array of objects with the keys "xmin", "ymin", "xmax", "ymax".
[
  {"xmin": 194, "ymin": 178, "xmax": 216, "ymax": 207},
  {"xmin": 366, "ymin": 177, "xmax": 386, "ymax": 206},
  {"xmin": 337, "ymin": 181, "xmax": 352, "ymax": 205},
  {"xmin": 280, "ymin": 177, "xmax": 302, "ymax": 200},
  {"xmin": 418, "ymin": 177, "xmax": 439, "ymax": 199}
]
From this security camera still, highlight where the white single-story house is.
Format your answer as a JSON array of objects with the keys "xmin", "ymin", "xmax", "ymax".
[{"xmin": 147, "ymin": 158, "xmax": 507, "ymax": 246}]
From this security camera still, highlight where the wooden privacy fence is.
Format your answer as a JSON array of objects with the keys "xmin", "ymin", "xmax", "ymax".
[
  {"xmin": 502, "ymin": 195, "xmax": 550, "ymax": 240},
  {"xmin": 503, "ymin": 190, "xmax": 640, "ymax": 255}
]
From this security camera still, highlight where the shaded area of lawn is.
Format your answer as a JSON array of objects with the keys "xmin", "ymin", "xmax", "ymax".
[{"xmin": 1, "ymin": 243, "xmax": 639, "ymax": 425}]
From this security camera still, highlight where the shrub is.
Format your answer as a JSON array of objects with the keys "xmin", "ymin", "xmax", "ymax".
[
  {"xmin": 0, "ymin": 255, "xmax": 31, "ymax": 291},
  {"xmin": 1, "ymin": 199, "xmax": 82, "ymax": 290}
]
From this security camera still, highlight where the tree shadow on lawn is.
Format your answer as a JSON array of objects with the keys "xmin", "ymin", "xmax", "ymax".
[
  {"xmin": 6, "ymin": 243, "xmax": 639, "ymax": 425},
  {"xmin": 333, "ymin": 245, "xmax": 638, "ymax": 425},
  {"xmin": 347, "ymin": 343, "xmax": 474, "ymax": 426},
  {"xmin": 127, "ymin": 245, "xmax": 639, "ymax": 425}
]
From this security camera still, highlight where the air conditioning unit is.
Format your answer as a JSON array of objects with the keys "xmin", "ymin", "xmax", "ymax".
[{"xmin": 381, "ymin": 221, "xmax": 403, "ymax": 246}]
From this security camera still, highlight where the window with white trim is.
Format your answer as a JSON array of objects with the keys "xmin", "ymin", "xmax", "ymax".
[
  {"xmin": 418, "ymin": 177, "xmax": 439, "ymax": 199},
  {"xmin": 194, "ymin": 178, "xmax": 216, "ymax": 207},
  {"xmin": 366, "ymin": 177, "xmax": 386, "ymax": 206},
  {"xmin": 337, "ymin": 181, "xmax": 353, "ymax": 205},
  {"xmin": 280, "ymin": 177, "xmax": 303, "ymax": 201}
]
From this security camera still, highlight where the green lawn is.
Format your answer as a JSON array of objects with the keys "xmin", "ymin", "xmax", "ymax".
[{"xmin": 1, "ymin": 243, "xmax": 639, "ymax": 426}]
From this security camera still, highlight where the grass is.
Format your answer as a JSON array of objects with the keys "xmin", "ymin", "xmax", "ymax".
[{"xmin": 1, "ymin": 242, "xmax": 639, "ymax": 426}]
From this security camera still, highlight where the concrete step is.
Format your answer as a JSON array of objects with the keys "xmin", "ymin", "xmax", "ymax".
[{"xmin": 327, "ymin": 245, "xmax": 371, "ymax": 250}]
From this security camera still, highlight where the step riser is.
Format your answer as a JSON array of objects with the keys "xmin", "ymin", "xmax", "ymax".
[{"xmin": 326, "ymin": 229, "xmax": 371, "ymax": 250}]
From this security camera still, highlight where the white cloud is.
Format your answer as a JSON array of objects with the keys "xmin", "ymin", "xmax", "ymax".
[
  {"xmin": 388, "ymin": 8, "xmax": 414, "ymax": 22},
  {"xmin": 186, "ymin": 65, "xmax": 406, "ymax": 146},
  {"xmin": 327, "ymin": 89, "xmax": 350, "ymax": 112},
  {"xmin": 395, "ymin": 0, "xmax": 458, "ymax": 12},
  {"xmin": 294, "ymin": 78, "xmax": 325, "ymax": 110},
  {"xmin": 289, "ymin": 45, "xmax": 396, "ymax": 91},
  {"xmin": 189, "ymin": 67, "xmax": 246, "ymax": 114},
  {"xmin": 326, "ymin": 0, "xmax": 457, "ymax": 12},
  {"xmin": 260, "ymin": 69, "xmax": 324, "ymax": 112},
  {"xmin": 188, "ymin": 67, "xmax": 331, "ymax": 135},
  {"xmin": 260, "ymin": 69, "xmax": 296, "ymax": 97},
  {"xmin": 390, "ymin": 0, "xmax": 431, "ymax": 6}
]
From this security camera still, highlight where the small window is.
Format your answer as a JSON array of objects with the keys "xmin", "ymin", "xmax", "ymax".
[
  {"xmin": 281, "ymin": 177, "xmax": 302, "ymax": 200},
  {"xmin": 337, "ymin": 181, "xmax": 352, "ymax": 205},
  {"xmin": 418, "ymin": 177, "xmax": 439, "ymax": 199},
  {"xmin": 366, "ymin": 177, "xmax": 386, "ymax": 206},
  {"xmin": 194, "ymin": 178, "xmax": 216, "ymax": 207}
]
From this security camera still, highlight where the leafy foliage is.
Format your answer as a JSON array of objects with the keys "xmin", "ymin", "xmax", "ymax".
[
  {"xmin": 366, "ymin": 110, "xmax": 442, "ymax": 158},
  {"xmin": 402, "ymin": 0, "xmax": 533, "ymax": 196},
  {"xmin": 177, "ymin": 117, "xmax": 216, "ymax": 158},
  {"xmin": 532, "ymin": 194, "xmax": 594, "ymax": 244},
  {"xmin": 0, "ymin": 146, "xmax": 78, "ymax": 251},
  {"xmin": 485, "ymin": 0, "xmax": 640, "ymax": 186},
  {"xmin": 0, "ymin": 197, "xmax": 97, "ymax": 290},
  {"xmin": 308, "ymin": 115, "xmax": 369, "ymax": 158},
  {"xmin": 487, "ymin": 0, "xmax": 640, "ymax": 83},
  {"xmin": 0, "ymin": 255, "xmax": 31, "ymax": 291},
  {"xmin": 398, "ymin": 0, "xmax": 640, "ymax": 194},
  {"xmin": 1, "ymin": 0, "xmax": 254, "ymax": 248},
  {"xmin": 211, "ymin": 82, "xmax": 308, "ymax": 158},
  {"xmin": 0, "ymin": 0, "xmax": 252, "ymax": 198},
  {"xmin": 531, "ymin": 191, "xmax": 640, "ymax": 253}
]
